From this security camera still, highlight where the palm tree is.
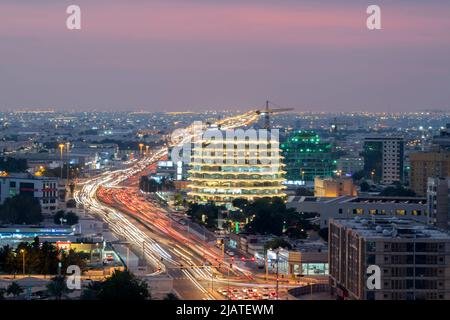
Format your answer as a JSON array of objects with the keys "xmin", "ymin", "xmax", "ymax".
[
  {"xmin": 7, "ymin": 282, "xmax": 24, "ymax": 299},
  {"xmin": 46, "ymin": 276, "xmax": 71, "ymax": 300}
]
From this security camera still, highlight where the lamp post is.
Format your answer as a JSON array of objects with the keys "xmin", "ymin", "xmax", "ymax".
[
  {"xmin": 20, "ymin": 249, "xmax": 26, "ymax": 275},
  {"xmin": 59, "ymin": 143, "xmax": 65, "ymax": 179},
  {"xmin": 66, "ymin": 142, "xmax": 70, "ymax": 186},
  {"xmin": 275, "ymin": 249, "xmax": 280, "ymax": 300},
  {"xmin": 59, "ymin": 217, "xmax": 67, "ymax": 226}
]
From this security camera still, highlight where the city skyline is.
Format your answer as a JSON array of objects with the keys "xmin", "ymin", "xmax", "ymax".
[{"xmin": 1, "ymin": 0, "xmax": 450, "ymax": 112}]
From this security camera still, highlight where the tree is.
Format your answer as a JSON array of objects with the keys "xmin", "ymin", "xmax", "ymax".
[
  {"xmin": 360, "ymin": 181, "xmax": 371, "ymax": 192},
  {"xmin": 174, "ymin": 194, "xmax": 183, "ymax": 206},
  {"xmin": 352, "ymin": 170, "xmax": 365, "ymax": 182},
  {"xmin": 46, "ymin": 276, "xmax": 71, "ymax": 300},
  {"xmin": 65, "ymin": 211, "xmax": 79, "ymax": 225},
  {"xmin": 295, "ymin": 187, "xmax": 314, "ymax": 196},
  {"xmin": 53, "ymin": 210, "xmax": 79, "ymax": 226},
  {"xmin": 186, "ymin": 203, "xmax": 225, "ymax": 229},
  {"xmin": 264, "ymin": 238, "xmax": 292, "ymax": 252},
  {"xmin": 0, "ymin": 194, "xmax": 42, "ymax": 224},
  {"xmin": 232, "ymin": 198, "xmax": 249, "ymax": 209},
  {"xmin": 379, "ymin": 184, "xmax": 416, "ymax": 197},
  {"xmin": 0, "ymin": 238, "xmax": 85, "ymax": 275},
  {"xmin": 164, "ymin": 293, "xmax": 179, "ymax": 300},
  {"xmin": 0, "ymin": 288, "xmax": 5, "ymax": 300},
  {"xmin": 7, "ymin": 282, "xmax": 24, "ymax": 298},
  {"xmin": 93, "ymin": 270, "xmax": 150, "ymax": 300},
  {"xmin": 54, "ymin": 210, "xmax": 66, "ymax": 225},
  {"xmin": 61, "ymin": 250, "xmax": 88, "ymax": 273},
  {"xmin": 242, "ymin": 198, "xmax": 313, "ymax": 239},
  {"xmin": 80, "ymin": 281, "xmax": 103, "ymax": 300}
]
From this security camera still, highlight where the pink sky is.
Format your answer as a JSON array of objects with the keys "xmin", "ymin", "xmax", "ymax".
[{"xmin": 0, "ymin": 0, "xmax": 449, "ymax": 111}]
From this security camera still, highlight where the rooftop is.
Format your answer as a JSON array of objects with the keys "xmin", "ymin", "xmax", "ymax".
[
  {"xmin": 331, "ymin": 217, "xmax": 450, "ymax": 240},
  {"xmin": 288, "ymin": 195, "xmax": 426, "ymax": 205}
]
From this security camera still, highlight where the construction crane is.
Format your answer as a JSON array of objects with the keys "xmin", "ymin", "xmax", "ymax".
[
  {"xmin": 256, "ymin": 100, "xmax": 294, "ymax": 129},
  {"xmin": 329, "ymin": 117, "xmax": 353, "ymax": 133}
]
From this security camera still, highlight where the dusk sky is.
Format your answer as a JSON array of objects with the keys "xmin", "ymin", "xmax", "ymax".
[{"xmin": 1, "ymin": 0, "xmax": 449, "ymax": 112}]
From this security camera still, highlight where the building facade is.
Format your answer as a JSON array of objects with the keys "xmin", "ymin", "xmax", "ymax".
[
  {"xmin": 188, "ymin": 129, "xmax": 286, "ymax": 204},
  {"xmin": 427, "ymin": 177, "xmax": 450, "ymax": 230},
  {"xmin": 314, "ymin": 177, "xmax": 357, "ymax": 197},
  {"xmin": 0, "ymin": 173, "xmax": 60, "ymax": 214},
  {"xmin": 336, "ymin": 156, "xmax": 364, "ymax": 176},
  {"xmin": 362, "ymin": 136, "xmax": 404, "ymax": 184},
  {"xmin": 281, "ymin": 130, "xmax": 336, "ymax": 183},
  {"xmin": 329, "ymin": 217, "xmax": 450, "ymax": 300},
  {"xmin": 287, "ymin": 195, "xmax": 427, "ymax": 228},
  {"xmin": 410, "ymin": 150, "xmax": 450, "ymax": 196}
]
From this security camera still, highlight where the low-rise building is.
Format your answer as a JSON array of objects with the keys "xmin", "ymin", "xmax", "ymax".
[
  {"xmin": 267, "ymin": 243, "xmax": 328, "ymax": 278},
  {"xmin": 314, "ymin": 177, "xmax": 357, "ymax": 197},
  {"xmin": 287, "ymin": 195, "xmax": 427, "ymax": 228},
  {"xmin": 0, "ymin": 173, "xmax": 60, "ymax": 214}
]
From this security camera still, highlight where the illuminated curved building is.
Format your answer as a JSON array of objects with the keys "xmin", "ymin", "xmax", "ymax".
[{"xmin": 188, "ymin": 129, "xmax": 286, "ymax": 204}]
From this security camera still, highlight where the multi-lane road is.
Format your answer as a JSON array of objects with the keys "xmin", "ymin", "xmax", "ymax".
[
  {"xmin": 74, "ymin": 111, "xmax": 321, "ymax": 299},
  {"xmin": 74, "ymin": 111, "xmax": 262, "ymax": 299}
]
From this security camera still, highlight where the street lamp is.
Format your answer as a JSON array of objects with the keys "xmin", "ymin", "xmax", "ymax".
[
  {"xmin": 59, "ymin": 143, "xmax": 65, "ymax": 179},
  {"xmin": 20, "ymin": 249, "xmax": 26, "ymax": 275},
  {"xmin": 66, "ymin": 142, "xmax": 70, "ymax": 186},
  {"xmin": 59, "ymin": 217, "xmax": 67, "ymax": 226}
]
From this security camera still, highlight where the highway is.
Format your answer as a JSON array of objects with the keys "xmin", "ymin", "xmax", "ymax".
[{"xmin": 74, "ymin": 111, "xmax": 261, "ymax": 299}]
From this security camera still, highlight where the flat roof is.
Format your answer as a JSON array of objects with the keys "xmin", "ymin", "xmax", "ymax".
[
  {"xmin": 288, "ymin": 195, "xmax": 426, "ymax": 205},
  {"xmin": 331, "ymin": 217, "xmax": 450, "ymax": 240}
]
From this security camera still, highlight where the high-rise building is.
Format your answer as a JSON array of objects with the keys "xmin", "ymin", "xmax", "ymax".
[
  {"xmin": 281, "ymin": 130, "xmax": 336, "ymax": 183},
  {"xmin": 336, "ymin": 156, "xmax": 364, "ymax": 176},
  {"xmin": 329, "ymin": 217, "xmax": 450, "ymax": 300},
  {"xmin": 410, "ymin": 150, "xmax": 450, "ymax": 196},
  {"xmin": 187, "ymin": 129, "xmax": 286, "ymax": 205},
  {"xmin": 432, "ymin": 124, "xmax": 450, "ymax": 150},
  {"xmin": 362, "ymin": 136, "xmax": 404, "ymax": 184},
  {"xmin": 427, "ymin": 177, "xmax": 450, "ymax": 230}
]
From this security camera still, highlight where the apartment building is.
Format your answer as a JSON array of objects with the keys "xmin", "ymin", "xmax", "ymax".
[
  {"xmin": 410, "ymin": 150, "xmax": 450, "ymax": 196},
  {"xmin": 329, "ymin": 217, "xmax": 450, "ymax": 300},
  {"xmin": 427, "ymin": 177, "xmax": 450, "ymax": 230},
  {"xmin": 362, "ymin": 136, "xmax": 404, "ymax": 184}
]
